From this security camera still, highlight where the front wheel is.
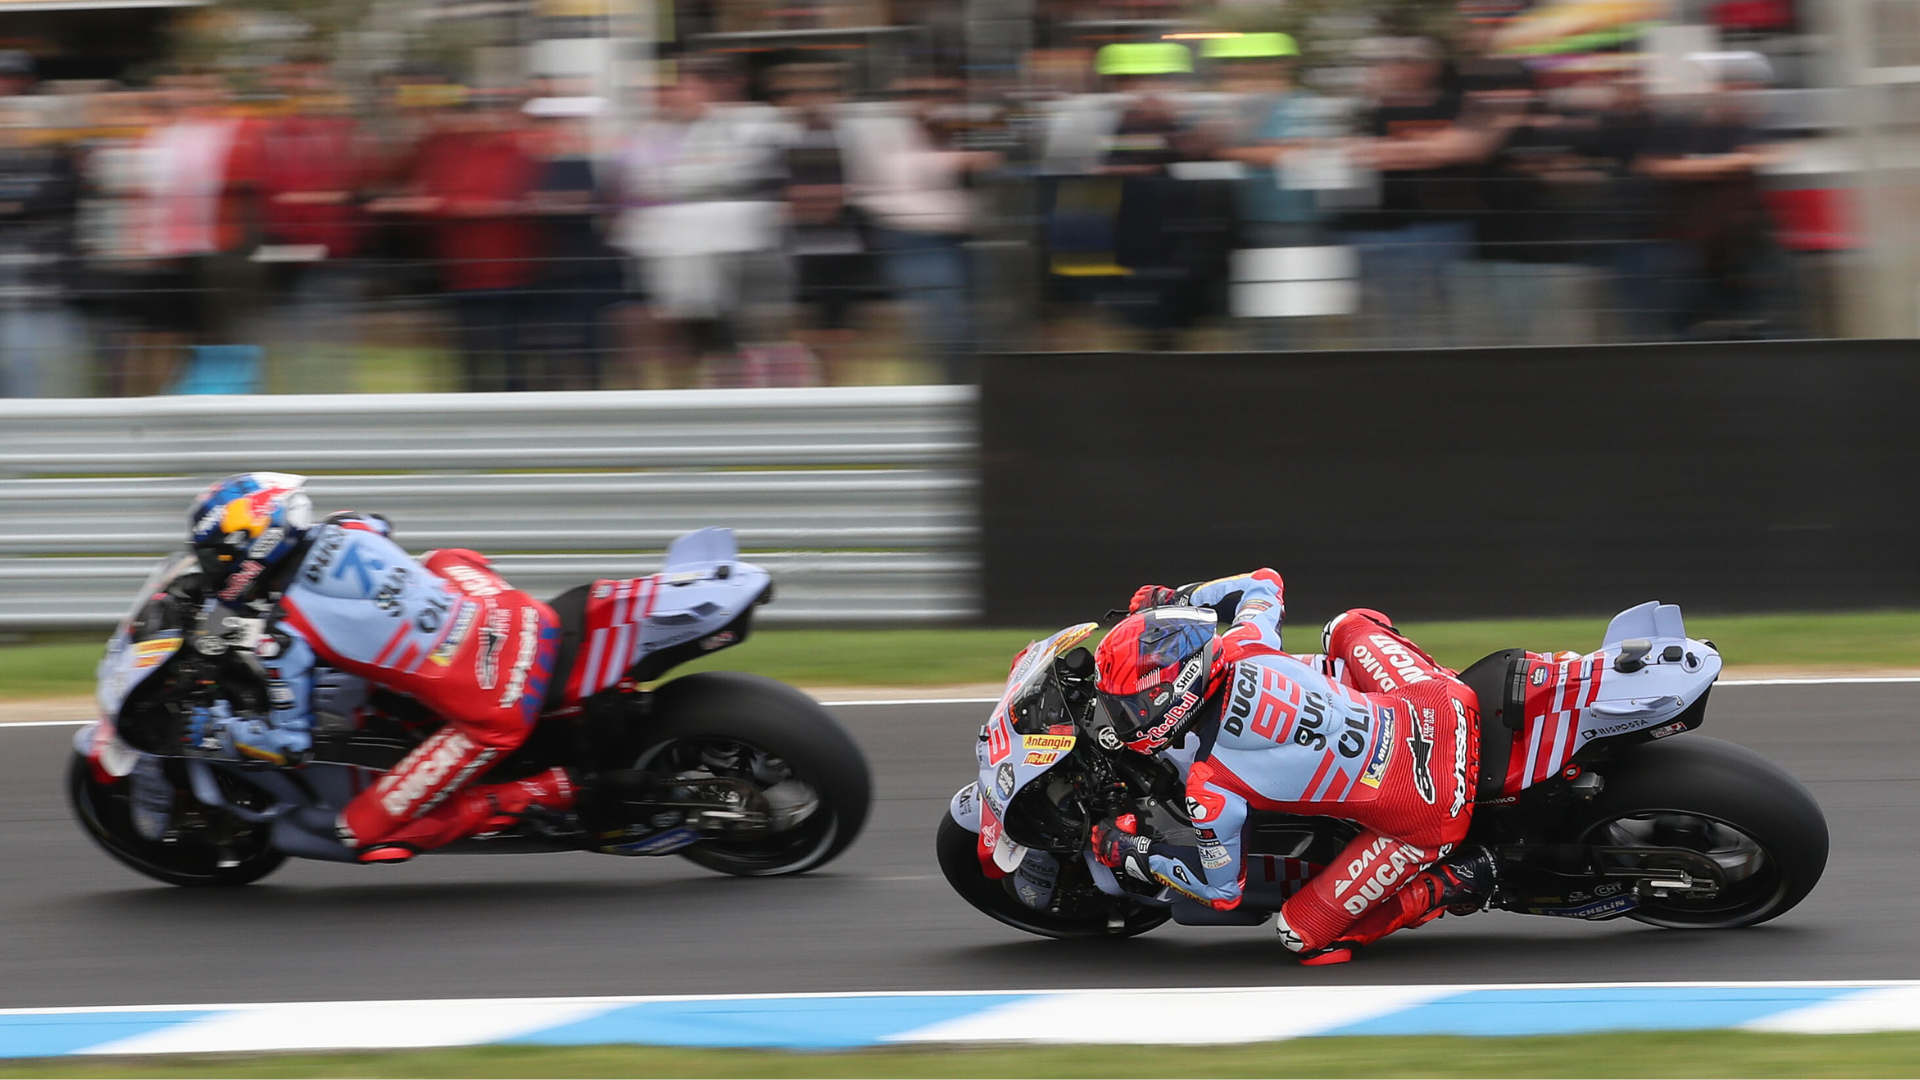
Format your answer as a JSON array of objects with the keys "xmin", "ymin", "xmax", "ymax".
[
  {"xmin": 639, "ymin": 672, "xmax": 871, "ymax": 877},
  {"xmin": 67, "ymin": 755, "xmax": 286, "ymax": 887},
  {"xmin": 1572, "ymin": 736, "xmax": 1828, "ymax": 929},
  {"xmin": 936, "ymin": 813, "xmax": 1170, "ymax": 939}
]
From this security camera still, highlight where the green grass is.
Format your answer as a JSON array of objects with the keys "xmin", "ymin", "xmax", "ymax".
[
  {"xmin": 8, "ymin": 610, "xmax": 1920, "ymax": 703},
  {"xmin": 0, "ymin": 635, "xmax": 99, "ymax": 699},
  {"xmin": 7, "ymin": 1032, "xmax": 1920, "ymax": 1078}
]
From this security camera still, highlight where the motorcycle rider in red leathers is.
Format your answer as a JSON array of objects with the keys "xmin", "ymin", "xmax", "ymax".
[
  {"xmin": 1090, "ymin": 569, "xmax": 1496, "ymax": 964},
  {"xmin": 182, "ymin": 472, "xmax": 576, "ymax": 862}
]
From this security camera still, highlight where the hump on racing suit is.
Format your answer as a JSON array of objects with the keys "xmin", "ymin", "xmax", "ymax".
[
  {"xmin": 1145, "ymin": 569, "xmax": 1407, "ymax": 910},
  {"xmin": 1111, "ymin": 569, "xmax": 1487, "ymax": 961},
  {"xmin": 264, "ymin": 513, "xmax": 566, "ymax": 854}
]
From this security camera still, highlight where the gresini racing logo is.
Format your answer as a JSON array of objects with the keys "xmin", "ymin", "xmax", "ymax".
[
  {"xmin": 1407, "ymin": 709, "xmax": 1436, "ymax": 805},
  {"xmin": 475, "ymin": 607, "xmax": 509, "ymax": 689}
]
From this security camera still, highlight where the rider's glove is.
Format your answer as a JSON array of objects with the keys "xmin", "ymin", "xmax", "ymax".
[
  {"xmin": 184, "ymin": 702, "xmax": 311, "ymax": 766},
  {"xmin": 1128, "ymin": 585, "xmax": 1178, "ymax": 614},
  {"xmin": 1091, "ymin": 813, "xmax": 1152, "ymax": 875}
]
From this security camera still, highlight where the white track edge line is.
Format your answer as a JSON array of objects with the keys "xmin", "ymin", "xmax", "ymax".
[{"xmin": 7, "ymin": 980, "xmax": 1919, "ymax": 1017}]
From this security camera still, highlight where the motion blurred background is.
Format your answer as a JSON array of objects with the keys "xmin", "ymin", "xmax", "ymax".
[{"xmin": 0, "ymin": 0, "xmax": 1903, "ymax": 398}]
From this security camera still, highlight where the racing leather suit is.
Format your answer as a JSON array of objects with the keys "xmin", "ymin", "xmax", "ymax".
[
  {"xmin": 1113, "ymin": 569, "xmax": 1480, "ymax": 955},
  {"xmin": 195, "ymin": 513, "xmax": 574, "ymax": 859}
]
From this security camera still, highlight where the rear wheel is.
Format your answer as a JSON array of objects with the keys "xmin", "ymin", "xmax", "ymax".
[
  {"xmin": 936, "ymin": 813, "xmax": 1170, "ymax": 939},
  {"xmin": 67, "ymin": 755, "xmax": 285, "ymax": 887},
  {"xmin": 1573, "ymin": 736, "xmax": 1828, "ymax": 928},
  {"xmin": 640, "ymin": 672, "xmax": 871, "ymax": 877}
]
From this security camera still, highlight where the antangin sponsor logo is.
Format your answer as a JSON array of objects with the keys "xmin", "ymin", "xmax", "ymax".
[{"xmin": 1022, "ymin": 733, "xmax": 1075, "ymax": 752}]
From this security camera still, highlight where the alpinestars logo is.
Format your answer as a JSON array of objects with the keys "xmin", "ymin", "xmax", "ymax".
[
  {"xmin": 1274, "ymin": 912, "xmax": 1305, "ymax": 952},
  {"xmin": 1407, "ymin": 711, "xmax": 1436, "ymax": 805}
]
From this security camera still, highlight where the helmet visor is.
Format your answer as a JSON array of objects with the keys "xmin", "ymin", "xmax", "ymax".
[{"xmin": 1098, "ymin": 687, "xmax": 1163, "ymax": 738}]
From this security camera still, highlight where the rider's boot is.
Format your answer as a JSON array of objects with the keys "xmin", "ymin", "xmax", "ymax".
[
  {"xmin": 1433, "ymin": 844, "xmax": 1499, "ymax": 915},
  {"xmin": 348, "ymin": 767, "xmax": 577, "ymax": 863},
  {"xmin": 1337, "ymin": 844, "xmax": 1500, "ymax": 946}
]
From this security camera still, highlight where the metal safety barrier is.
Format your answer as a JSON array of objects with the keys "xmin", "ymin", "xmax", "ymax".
[{"xmin": 0, "ymin": 386, "xmax": 979, "ymax": 630}]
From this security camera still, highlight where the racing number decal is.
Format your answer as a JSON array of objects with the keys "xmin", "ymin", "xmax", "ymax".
[
  {"xmin": 1226, "ymin": 665, "xmax": 1301, "ymax": 740},
  {"xmin": 1225, "ymin": 664, "xmax": 1369, "ymax": 758},
  {"xmin": 1249, "ymin": 668, "xmax": 1302, "ymax": 740},
  {"xmin": 985, "ymin": 716, "xmax": 1012, "ymax": 765}
]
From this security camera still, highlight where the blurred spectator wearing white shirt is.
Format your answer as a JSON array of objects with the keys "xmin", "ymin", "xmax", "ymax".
[
  {"xmin": 615, "ymin": 55, "xmax": 793, "ymax": 386},
  {"xmin": 843, "ymin": 74, "xmax": 998, "ymax": 383}
]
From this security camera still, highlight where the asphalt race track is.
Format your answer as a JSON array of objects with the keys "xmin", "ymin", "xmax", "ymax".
[{"xmin": 0, "ymin": 682, "xmax": 1910, "ymax": 1008}]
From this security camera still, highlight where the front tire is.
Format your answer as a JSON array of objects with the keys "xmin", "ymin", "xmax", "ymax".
[
  {"xmin": 67, "ymin": 756, "xmax": 286, "ymax": 887},
  {"xmin": 641, "ymin": 672, "xmax": 871, "ymax": 877},
  {"xmin": 936, "ymin": 813, "xmax": 1170, "ymax": 939},
  {"xmin": 1574, "ymin": 736, "xmax": 1828, "ymax": 928}
]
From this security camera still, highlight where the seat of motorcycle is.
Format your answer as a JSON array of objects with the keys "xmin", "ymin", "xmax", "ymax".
[
  {"xmin": 543, "ymin": 585, "xmax": 591, "ymax": 705},
  {"xmin": 1456, "ymin": 648, "xmax": 1527, "ymax": 803}
]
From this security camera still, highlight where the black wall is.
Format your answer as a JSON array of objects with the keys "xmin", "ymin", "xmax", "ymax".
[{"xmin": 980, "ymin": 340, "xmax": 1920, "ymax": 626}]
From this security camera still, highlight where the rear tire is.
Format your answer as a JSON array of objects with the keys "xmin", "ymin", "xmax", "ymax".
[
  {"xmin": 643, "ymin": 672, "xmax": 871, "ymax": 877},
  {"xmin": 67, "ymin": 756, "xmax": 286, "ymax": 888},
  {"xmin": 936, "ymin": 813, "xmax": 1170, "ymax": 939},
  {"xmin": 1573, "ymin": 736, "xmax": 1828, "ymax": 928}
]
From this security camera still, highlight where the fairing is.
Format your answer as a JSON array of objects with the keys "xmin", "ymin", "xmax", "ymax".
[
  {"xmin": 957, "ymin": 623, "xmax": 1097, "ymax": 877},
  {"xmin": 95, "ymin": 549, "xmax": 197, "ymax": 727}
]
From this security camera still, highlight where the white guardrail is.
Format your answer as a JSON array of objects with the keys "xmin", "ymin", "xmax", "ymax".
[{"xmin": 0, "ymin": 386, "xmax": 979, "ymax": 630}]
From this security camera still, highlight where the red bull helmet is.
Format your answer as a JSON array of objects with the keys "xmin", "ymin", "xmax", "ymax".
[
  {"xmin": 186, "ymin": 472, "xmax": 314, "ymax": 603},
  {"xmin": 1095, "ymin": 607, "xmax": 1221, "ymax": 754}
]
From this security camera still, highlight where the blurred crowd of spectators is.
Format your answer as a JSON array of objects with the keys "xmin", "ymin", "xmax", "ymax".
[{"xmin": 0, "ymin": 30, "xmax": 1826, "ymax": 396}]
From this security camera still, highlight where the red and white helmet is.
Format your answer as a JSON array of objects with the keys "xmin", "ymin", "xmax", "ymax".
[{"xmin": 1094, "ymin": 607, "xmax": 1221, "ymax": 754}]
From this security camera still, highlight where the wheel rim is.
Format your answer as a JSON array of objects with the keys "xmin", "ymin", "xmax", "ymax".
[
  {"xmin": 1583, "ymin": 810, "xmax": 1791, "ymax": 928},
  {"xmin": 633, "ymin": 737, "xmax": 840, "ymax": 875},
  {"xmin": 70, "ymin": 761, "xmax": 278, "ymax": 882}
]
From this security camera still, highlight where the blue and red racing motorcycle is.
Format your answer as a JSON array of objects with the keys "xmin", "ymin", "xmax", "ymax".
[
  {"xmin": 938, "ymin": 604, "xmax": 1828, "ymax": 939},
  {"xmin": 72, "ymin": 528, "xmax": 872, "ymax": 886}
]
